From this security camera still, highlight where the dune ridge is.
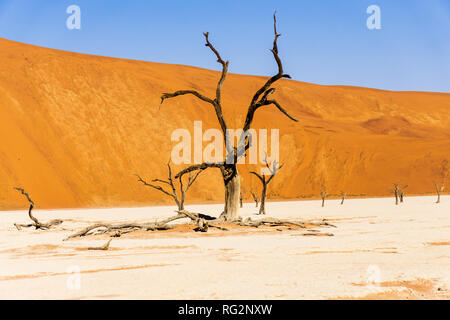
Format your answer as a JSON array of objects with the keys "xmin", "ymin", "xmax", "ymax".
[{"xmin": 0, "ymin": 38, "xmax": 449, "ymax": 210}]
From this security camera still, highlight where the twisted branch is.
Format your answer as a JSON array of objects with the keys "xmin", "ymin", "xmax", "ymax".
[{"xmin": 14, "ymin": 188, "xmax": 63, "ymax": 230}]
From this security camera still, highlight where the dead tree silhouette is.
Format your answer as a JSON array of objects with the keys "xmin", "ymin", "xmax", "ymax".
[
  {"xmin": 136, "ymin": 160, "xmax": 201, "ymax": 211},
  {"xmin": 434, "ymin": 160, "xmax": 448, "ymax": 204},
  {"xmin": 393, "ymin": 184, "xmax": 400, "ymax": 205},
  {"xmin": 434, "ymin": 182, "xmax": 445, "ymax": 204},
  {"xmin": 393, "ymin": 184, "xmax": 407, "ymax": 205},
  {"xmin": 240, "ymin": 192, "xmax": 243, "ymax": 208},
  {"xmin": 320, "ymin": 188, "xmax": 327, "ymax": 208},
  {"xmin": 250, "ymin": 190, "xmax": 259, "ymax": 208},
  {"xmin": 250, "ymin": 157, "xmax": 284, "ymax": 215},
  {"xmin": 160, "ymin": 12, "xmax": 298, "ymax": 221},
  {"xmin": 399, "ymin": 185, "xmax": 408, "ymax": 203},
  {"xmin": 66, "ymin": 14, "xmax": 338, "ymax": 239},
  {"xmin": 340, "ymin": 191, "xmax": 346, "ymax": 205},
  {"xmin": 13, "ymin": 188, "xmax": 63, "ymax": 230}
]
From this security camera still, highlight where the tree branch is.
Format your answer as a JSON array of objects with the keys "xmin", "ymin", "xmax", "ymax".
[
  {"xmin": 160, "ymin": 90, "xmax": 214, "ymax": 106},
  {"xmin": 261, "ymin": 99, "xmax": 298, "ymax": 122},
  {"xmin": 14, "ymin": 187, "xmax": 62, "ymax": 230},
  {"xmin": 203, "ymin": 32, "xmax": 229, "ymax": 105},
  {"xmin": 135, "ymin": 174, "xmax": 175, "ymax": 199},
  {"xmin": 243, "ymin": 11, "xmax": 293, "ymax": 132},
  {"xmin": 175, "ymin": 162, "xmax": 224, "ymax": 179},
  {"xmin": 249, "ymin": 171, "xmax": 265, "ymax": 183}
]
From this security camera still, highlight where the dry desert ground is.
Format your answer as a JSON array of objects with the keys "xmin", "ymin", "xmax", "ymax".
[{"xmin": 1, "ymin": 196, "xmax": 449, "ymax": 300}]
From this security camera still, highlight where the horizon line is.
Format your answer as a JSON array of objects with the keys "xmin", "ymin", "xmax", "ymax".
[{"xmin": 2, "ymin": 36, "xmax": 449, "ymax": 95}]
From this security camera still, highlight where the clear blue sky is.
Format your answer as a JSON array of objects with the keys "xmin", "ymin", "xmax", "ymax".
[{"xmin": 0, "ymin": 0, "xmax": 449, "ymax": 92}]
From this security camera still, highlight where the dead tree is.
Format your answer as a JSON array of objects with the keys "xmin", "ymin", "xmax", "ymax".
[
  {"xmin": 320, "ymin": 189, "xmax": 327, "ymax": 208},
  {"xmin": 13, "ymin": 188, "xmax": 63, "ymax": 230},
  {"xmin": 399, "ymin": 185, "xmax": 408, "ymax": 203},
  {"xmin": 250, "ymin": 157, "xmax": 283, "ymax": 215},
  {"xmin": 136, "ymin": 161, "xmax": 202, "ymax": 211},
  {"xmin": 393, "ymin": 184, "xmax": 400, "ymax": 205},
  {"xmin": 434, "ymin": 160, "xmax": 448, "ymax": 204},
  {"xmin": 240, "ymin": 192, "xmax": 243, "ymax": 208},
  {"xmin": 340, "ymin": 191, "xmax": 346, "ymax": 205},
  {"xmin": 250, "ymin": 190, "xmax": 259, "ymax": 208},
  {"xmin": 160, "ymin": 12, "xmax": 298, "ymax": 221},
  {"xmin": 434, "ymin": 182, "xmax": 445, "ymax": 204}
]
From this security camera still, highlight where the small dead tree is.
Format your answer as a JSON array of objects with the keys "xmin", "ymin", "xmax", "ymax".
[
  {"xmin": 393, "ymin": 184, "xmax": 400, "ymax": 205},
  {"xmin": 340, "ymin": 191, "xmax": 346, "ymax": 205},
  {"xmin": 250, "ymin": 190, "xmax": 259, "ymax": 207},
  {"xmin": 399, "ymin": 185, "xmax": 408, "ymax": 203},
  {"xmin": 434, "ymin": 182, "xmax": 445, "ymax": 204},
  {"xmin": 320, "ymin": 188, "xmax": 327, "ymax": 208},
  {"xmin": 240, "ymin": 192, "xmax": 243, "ymax": 208},
  {"xmin": 434, "ymin": 160, "xmax": 448, "ymax": 204},
  {"xmin": 250, "ymin": 158, "xmax": 284, "ymax": 215},
  {"xmin": 136, "ymin": 161, "xmax": 201, "ymax": 211},
  {"xmin": 13, "ymin": 188, "xmax": 63, "ymax": 230}
]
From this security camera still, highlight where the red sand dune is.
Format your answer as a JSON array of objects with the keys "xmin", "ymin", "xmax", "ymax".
[{"xmin": 0, "ymin": 38, "xmax": 449, "ymax": 210}]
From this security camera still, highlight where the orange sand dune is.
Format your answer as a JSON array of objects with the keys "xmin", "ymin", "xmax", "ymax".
[{"xmin": 0, "ymin": 38, "xmax": 449, "ymax": 210}]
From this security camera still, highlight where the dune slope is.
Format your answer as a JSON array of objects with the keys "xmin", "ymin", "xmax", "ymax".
[{"xmin": 0, "ymin": 38, "xmax": 449, "ymax": 209}]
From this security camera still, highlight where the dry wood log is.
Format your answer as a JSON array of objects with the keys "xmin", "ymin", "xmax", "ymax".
[{"xmin": 65, "ymin": 210, "xmax": 221, "ymax": 240}]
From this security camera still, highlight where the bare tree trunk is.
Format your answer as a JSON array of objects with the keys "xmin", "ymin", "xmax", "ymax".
[
  {"xmin": 394, "ymin": 184, "xmax": 399, "ymax": 205},
  {"xmin": 321, "ymin": 191, "xmax": 327, "ymax": 208},
  {"xmin": 222, "ymin": 167, "xmax": 240, "ymax": 221},
  {"xmin": 341, "ymin": 192, "xmax": 345, "ymax": 205},
  {"xmin": 259, "ymin": 184, "xmax": 267, "ymax": 215},
  {"xmin": 250, "ymin": 191, "xmax": 259, "ymax": 207},
  {"xmin": 240, "ymin": 192, "xmax": 243, "ymax": 208},
  {"xmin": 434, "ymin": 182, "xmax": 442, "ymax": 204}
]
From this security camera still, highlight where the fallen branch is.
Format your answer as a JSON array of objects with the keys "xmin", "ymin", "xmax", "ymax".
[
  {"xmin": 88, "ymin": 239, "xmax": 112, "ymax": 251},
  {"xmin": 235, "ymin": 217, "xmax": 307, "ymax": 229},
  {"xmin": 65, "ymin": 208, "xmax": 336, "ymax": 240},
  {"xmin": 14, "ymin": 188, "xmax": 63, "ymax": 230},
  {"xmin": 64, "ymin": 221, "xmax": 174, "ymax": 241},
  {"xmin": 64, "ymin": 210, "xmax": 213, "ymax": 240}
]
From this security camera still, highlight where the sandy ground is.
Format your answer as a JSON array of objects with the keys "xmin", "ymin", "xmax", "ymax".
[{"xmin": 1, "ymin": 196, "xmax": 449, "ymax": 300}]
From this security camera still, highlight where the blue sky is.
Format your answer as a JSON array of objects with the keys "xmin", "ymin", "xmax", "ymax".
[{"xmin": 0, "ymin": 0, "xmax": 449, "ymax": 92}]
